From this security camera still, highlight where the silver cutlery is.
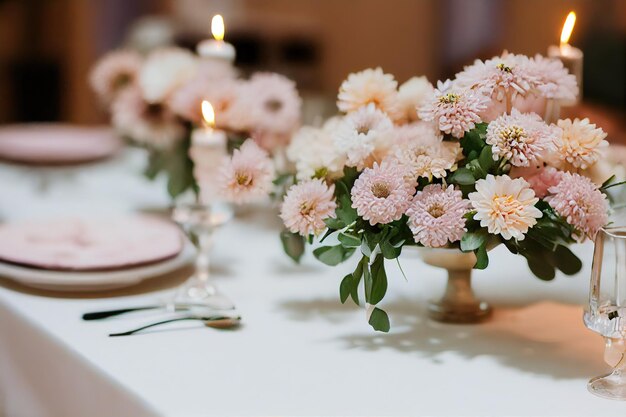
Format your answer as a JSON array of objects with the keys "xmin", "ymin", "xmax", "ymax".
[{"xmin": 108, "ymin": 315, "xmax": 241, "ymax": 337}]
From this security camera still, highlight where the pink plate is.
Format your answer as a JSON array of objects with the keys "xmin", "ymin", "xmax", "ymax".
[
  {"xmin": 0, "ymin": 124, "xmax": 122, "ymax": 165},
  {"xmin": 0, "ymin": 216, "xmax": 184, "ymax": 271}
]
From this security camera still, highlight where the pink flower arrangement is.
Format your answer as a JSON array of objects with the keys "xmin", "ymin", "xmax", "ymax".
[{"xmin": 90, "ymin": 50, "xmax": 142, "ymax": 104}]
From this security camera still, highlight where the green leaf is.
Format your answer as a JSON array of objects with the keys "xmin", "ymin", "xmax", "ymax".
[
  {"xmin": 363, "ymin": 263, "xmax": 372, "ymax": 302},
  {"xmin": 144, "ymin": 151, "xmax": 165, "ymax": 180},
  {"xmin": 324, "ymin": 217, "xmax": 345, "ymax": 230},
  {"xmin": 478, "ymin": 145, "xmax": 495, "ymax": 172},
  {"xmin": 369, "ymin": 256, "xmax": 388, "ymax": 305},
  {"xmin": 335, "ymin": 181, "xmax": 358, "ymax": 225},
  {"xmin": 527, "ymin": 256, "xmax": 556, "ymax": 280},
  {"xmin": 450, "ymin": 168, "xmax": 476, "ymax": 185},
  {"xmin": 461, "ymin": 230, "xmax": 487, "ymax": 252},
  {"xmin": 474, "ymin": 244, "xmax": 489, "ymax": 269},
  {"xmin": 280, "ymin": 230, "xmax": 305, "ymax": 263},
  {"xmin": 339, "ymin": 274, "xmax": 353, "ymax": 303},
  {"xmin": 313, "ymin": 245, "xmax": 354, "ymax": 266},
  {"xmin": 368, "ymin": 307, "xmax": 390, "ymax": 332},
  {"xmin": 338, "ymin": 232, "xmax": 361, "ymax": 248},
  {"xmin": 553, "ymin": 245, "xmax": 582, "ymax": 275},
  {"xmin": 350, "ymin": 258, "xmax": 365, "ymax": 305},
  {"xmin": 381, "ymin": 239, "xmax": 402, "ymax": 259}
]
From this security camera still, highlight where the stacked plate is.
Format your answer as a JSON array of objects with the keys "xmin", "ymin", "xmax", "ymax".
[{"xmin": 0, "ymin": 215, "xmax": 194, "ymax": 291}]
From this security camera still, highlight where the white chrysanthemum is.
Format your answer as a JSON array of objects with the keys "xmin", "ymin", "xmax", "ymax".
[
  {"xmin": 287, "ymin": 126, "xmax": 346, "ymax": 181},
  {"xmin": 332, "ymin": 103, "xmax": 393, "ymax": 170},
  {"xmin": 139, "ymin": 47, "xmax": 198, "ymax": 103},
  {"xmin": 486, "ymin": 109, "xmax": 556, "ymax": 167},
  {"xmin": 337, "ymin": 67, "xmax": 401, "ymax": 120},
  {"xmin": 392, "ymin": 125, "xmax": 461, "ymax": 181},
  {"xmin": 468, "ymin": 174, "xmax": 542, "ymax": 240},
  {"xmin": 397, "ymin": 76, "xmax": 434, "ymax": 123},
  {"xmin": 551, "ymin": 118, "xmax": 608, "ymax": 170}
]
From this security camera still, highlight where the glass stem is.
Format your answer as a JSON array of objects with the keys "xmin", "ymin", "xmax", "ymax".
[{"xmin": 195, "ymin": 230, "xmax": 214, "ymax": 285}]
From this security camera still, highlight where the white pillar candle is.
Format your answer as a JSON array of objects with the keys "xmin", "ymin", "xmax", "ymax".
[
  {"xmin": 196, "ymin": 14, "xmax": 236, "ymax": 64},
  {"xmin": 548, "ymin": 11, "xmax": 583, "ymax": 106}
]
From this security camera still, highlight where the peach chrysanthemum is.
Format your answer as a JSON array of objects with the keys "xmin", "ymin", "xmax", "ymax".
[
  {"xmin": 111, "ymin": 87, "xmax": 185, "ymax": 149},
  {"xmin": 396, "ymin": 76, "xmax": 434, "ymax": 123},
  {"xmin": 486, "ymin": 109, "xmax": 556, "ymax": 167},
  {"xmin": 351, "ymin": 161, "xmax": 414, "ymax": 226},
  {"xmin": 469, "ymin": 174, "xmax": 542, "ymax": 240},
  {"xmin": 332, "ymin": 103, "xmax": 393, "ymax": 170},
  {"xmin": 546, "ymin": 172, "xmax": 608, "ymax": 241},
  {"xmin": 218, "ymin": 139, "xmax": 275, "ymax": 204},
  {"xmin": 418, "ymin": 80, "xmax": 488, "ymax": 138},
  {"xmin": 89, "ymin": 49, "xmax": 142, "ymax": 104},
  {"xmin": 406, "ymin": 184, "xmax": 469, "ymax": 247},
  {"xmin": 551, "ymin": 118, "xmax": 608, "ymax": 170},
  {"xmin": 337, "ymin": 67, "xmax": 401, "ymax": 120},
  {"xmin": 280, "ymin": 179, "xmax": 337, "ymax": 236}
]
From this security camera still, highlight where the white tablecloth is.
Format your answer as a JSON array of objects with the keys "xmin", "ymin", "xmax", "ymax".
[{"xmin": 0, "ymin": 148, "xmax": 624, "ymax": 417}]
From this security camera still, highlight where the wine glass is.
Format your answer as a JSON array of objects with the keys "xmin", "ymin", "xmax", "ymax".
[
  {"xmin": 171, "ymin": 199, "xmax": 234, "ymax": 310},
  {"xmin": 584, "ymin": 226, "xmax": 626, "ymax": 400}
]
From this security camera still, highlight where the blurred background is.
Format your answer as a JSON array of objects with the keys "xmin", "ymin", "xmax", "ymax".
[{"xmin": 0, "ymin": 0, "xmax": 624, "ymax": 138}]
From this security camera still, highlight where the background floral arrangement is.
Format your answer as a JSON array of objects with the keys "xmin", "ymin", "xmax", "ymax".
[
  {"xmin": 90, "ymin": 47, "xmax": 302, "ymax": 201},
  {"xmin": 279, "ymin": 52, "xmax": 621, "ymax": 332}
]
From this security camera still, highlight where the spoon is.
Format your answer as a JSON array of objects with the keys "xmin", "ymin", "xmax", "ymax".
[{"xmin": 108, "ymin": 315, "xmax": 241, "ymax": 337}]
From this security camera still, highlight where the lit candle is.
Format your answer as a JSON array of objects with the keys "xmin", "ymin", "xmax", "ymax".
[
  {"xmin": 196, "ymin": 15, "xmax": 236, "ymax": 64},
  {"xmin": 190, "ymin": 101, "xmax": 228, "ymax": 202},
  {"xmin": 548, "ymin": 11, "xmax": 583, "ymax": 105}
]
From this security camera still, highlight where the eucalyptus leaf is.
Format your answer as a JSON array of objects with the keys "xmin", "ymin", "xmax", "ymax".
[
  {"xmin": 369, "ymin": 256, "xmax": 388, "ymax": 305},
  {"xmin": 313, "ymin": 245, "xmax": 354, "ymax": 266},
  {"xmin": 339, "ymin": 274, "xmax": 353, "ymax": 303},
  {"xmin": 451, "ymin": 168, "xmax": 476, "ymax": 185},
  {"xmin": 280, "ymin": 230, "xmax": 305, "ymax": 263},
  {"xmin": 368, "ymin": 307, "xmax": 390, "ymax": 332},
  {"xmin": 461, "ymin": 230, "xmax": 487, "ymax": 252},
  {"xmin": 338, "ymin": 232, "xmax": 361, "ymax": 248},
  {"xmin": 553, "ymin": 245, "xmax": 582, "ymax": 275},
  {"xmin": 474, "ymin": 244, "xmax": 489, "ymax": 269}
]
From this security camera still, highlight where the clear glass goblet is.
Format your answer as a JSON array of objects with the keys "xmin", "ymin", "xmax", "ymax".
[
  {"xmin": 584, "ymin": 226, "xmax": 626, "ymax": 400},
  {"xmin": 171, "ymin": 200, "xmax": 234, "ymax": 310}
]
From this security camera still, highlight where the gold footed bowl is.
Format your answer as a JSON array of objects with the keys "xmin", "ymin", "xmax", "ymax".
[{"xmin": 417, "ymin": 248, "xmax": 492, "ymax": 324}]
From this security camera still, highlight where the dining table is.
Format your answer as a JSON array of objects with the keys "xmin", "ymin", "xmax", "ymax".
[{"xmin": 0, "ymin": 141, "xmax": 624, "ymax": 417}]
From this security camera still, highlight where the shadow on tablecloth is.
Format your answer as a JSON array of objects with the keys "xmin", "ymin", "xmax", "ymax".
[{"xmin": 278, "ymin": 296, "xmax": 607, "ymax": 380}]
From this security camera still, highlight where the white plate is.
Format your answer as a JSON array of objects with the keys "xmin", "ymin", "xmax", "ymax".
[{"xmin": 0, "ymin": 240, "xmax": 195, "ymax": 292}]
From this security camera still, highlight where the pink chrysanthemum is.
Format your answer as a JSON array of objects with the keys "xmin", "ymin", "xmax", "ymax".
[
  {"xmin": 351, "ymin": 161, "xmax": 415, "ymax": 225},
  {"xmin": 529, "ymin": 54, "xmax": 578, "ymax": 101},
  {"xmin": 168, "ymin": 77, "xmax": 248, "ymax": 130},
  {"xmin": 486, "ymin": 109, "xmax": 556, "ymax": 167},
  {"xmin": 454, "ymin": 52, "xmax": 537, "ymax": 102},
  {"xmin": 547, "ymin": 172, "xmax": 608, "ymax": 241},
  {"xmin": 406, "ymin": 184, "xmax": 469, "ymax": 247},
  {"xmin": 89, "ymin": 50, "xmax": 142, "ymax": 103},
  {"xmin": 111, "ymin": 87, "xmax": 185, "ymax": 148},
  {"xmin": 218, "ymin": 139, "xmax": 275, "ymax": 204},
  {"xmin": 512, "ymin": 166, "xmax": 564, "ymax": 199},
  {"xmin": 418, "ymin": 80, "xmax": 488, "ymax": 138},
  {"xmin": 242, "ymin": 73, "xmax": 302, "ymax": 135},
  {"xmin": 280, "ymin": 179, "xmax": 337, "ymax": 236}
]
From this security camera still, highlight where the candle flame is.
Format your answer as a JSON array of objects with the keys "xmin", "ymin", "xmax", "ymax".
[
  {"xmin": 201, "ymin": 100, "xmax": 215, "ymax": 127},
  {"xmin": 560, "ymin": 11, "xmax": 576, "ymax": 46},
  {"xmin": 211, "ymin": 14, "xmax": 225, "ymax": 41}
]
